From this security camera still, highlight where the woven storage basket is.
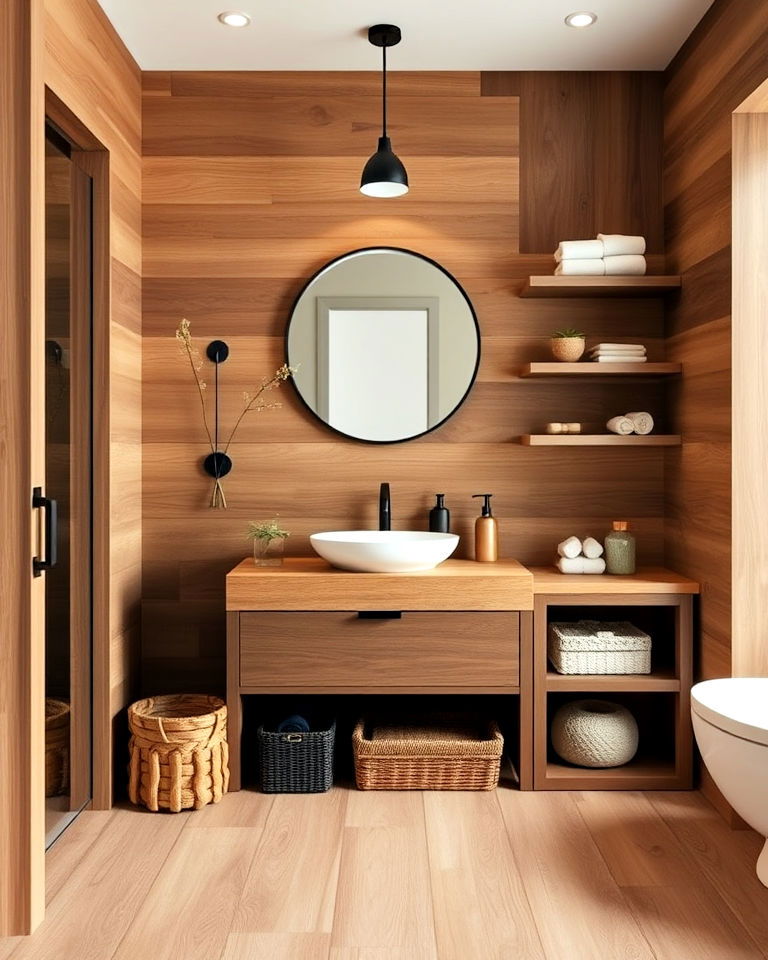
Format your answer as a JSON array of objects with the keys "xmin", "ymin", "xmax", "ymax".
[
  {"xmin": 353, "ymin": 716, "xmax": 503, "ymax": 791},
  {"xmin": 258, "ymin": 720, "xmax": 335, "ymax": 793},
  {"xmin": 128, "ymin": 694, "xmax": 229, "ymax": 813},
  {"xmin": 45, "ymin": 698, "xmax": 70, "ymax": 798},
  {"xmin": 548, "ymin": 620, "xmax": 651, "ymax": 675}
]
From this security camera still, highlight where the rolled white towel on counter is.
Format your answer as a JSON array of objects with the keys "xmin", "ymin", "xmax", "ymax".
[
  {"xmin": 582, "ymin": 536, "xmax": 604, "ymax": 559},
  {"xmin": 607, "ymin": 415, "xmax": 635, "ymax": 435},
  {"xmin": 557, "ymin": 556, "xmax": 606, "ymax": 575},
  {"xmin": 555, "ymin": 259, "xmax": 606, "ymax": 276},
  {"xmin": 604, "ymin": 255, "xmax": 647, "ymax": 276},
  {"xmin": 589, "ymin": 343, "xmax": 647, "ymax": 355},
  {"xmin": 597, "ymin": 234, "xmax": 646, "ymax": 257},
  {"xmin": 593, "ymin": 355, "xmax": 648, "ymax": 363},
  {"xmin": 625, "ymin": 411, "xmax": 654, "ymax": 435},
  {"xmin": 557, "ymin": 536, "xmax": 582, "ymax": 559},
  {"xmin": 554, "ymin": 239, "xmax": 604, "ymax": 262}
]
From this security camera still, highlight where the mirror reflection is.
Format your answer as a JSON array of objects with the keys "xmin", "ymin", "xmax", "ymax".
[{"xmin": 286, "ymin": 248, "xmax": 480, "ymax": 443}]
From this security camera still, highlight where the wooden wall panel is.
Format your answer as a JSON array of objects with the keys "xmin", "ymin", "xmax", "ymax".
[
  {"xmin": 482, "ymin": 72, "xmax": 663, "ymax": 254},
  {"xmin": 662, "ymin": 0, "xmax": 768, "ymax": 811},
  {"xmin": 142, "ymin": 71, "xmax": 666, "ymax": 692},
  {"xmin": 44, "ymin": 0, "xmax": 142, "ymax": 806}
]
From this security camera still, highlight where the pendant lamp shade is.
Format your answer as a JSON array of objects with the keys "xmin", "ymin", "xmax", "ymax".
[{"xmin": 360, "ymin": 25, "xmax": 409, "ymax": 197}]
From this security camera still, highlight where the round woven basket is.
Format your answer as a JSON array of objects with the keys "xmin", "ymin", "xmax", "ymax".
[
  {"xmin": 45, "ymin": 698, "xmax": 70, "ymax": 798},
  {"xmin": 551, "ymin": 699, "xmax": 638, "ymax": 768},
  {"xmin": 128, "ymin": 694, "xmax": 229, "ymax": 813}
]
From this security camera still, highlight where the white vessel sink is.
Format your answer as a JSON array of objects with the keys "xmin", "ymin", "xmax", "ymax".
[{"xmin": 309, "ymin": 530, "xmax": 460, "ymax": 573}]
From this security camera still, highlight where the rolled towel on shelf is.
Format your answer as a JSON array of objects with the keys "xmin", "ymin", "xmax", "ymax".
[
  {"xmin": 625, "ymin": 411, "xmax": 654, "ymax": 435},
  {"xmin": 592, "ymin": 355, "xmax": 648, "ymax": 363},
  {"xmin": 607, "ymin": 416, "xmax": 635, "ymax": 435},
  {"xmin": 597, "ymin": 234, "xmax": 647, "ymax": 257},
  {"xmin": 555, "ymin": 259, "xmax": 606, "ymax": 277},
  {"xmin": 276, "ymin": 714, "xmax": 311, "ymax": 734},
  {"xmin": 582, "ymin": 536, "xmax": 604, "ymax": 559},
  {"xmin": 557, "ymin": 536, "xmax": 582, "ymax": 559},
  {"xmin": 604, "ymin": 255, "xmax": 647, "ymax": 276},
  {"xmin": 554, "ymin": 239, "xmax": 604, "ymax": 262},
  {"xmin": 556, "ymin": 556, "xmax": 606, "ymax": 575}
]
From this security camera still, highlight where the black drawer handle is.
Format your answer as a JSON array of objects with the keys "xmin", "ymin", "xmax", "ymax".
[
  {"xmin": 357, "ymin": 611, "xmax": 402, "ymax": 620},
  {"xmin": 32, "ymin": 486, "xmax": 58, "ymax": 578}
]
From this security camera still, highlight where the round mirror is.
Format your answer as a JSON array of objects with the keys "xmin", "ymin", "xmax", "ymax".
[{"xmin": 286, "ymin": 247, "xmax": 480, "ymax": 443}]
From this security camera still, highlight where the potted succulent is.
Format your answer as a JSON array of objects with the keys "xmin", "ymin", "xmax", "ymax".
[
  {"xmin": 549, "ymin": 328, "xmax": 586, "ymax": 362},
  {"xmin": 247, "ymin": 518, "xmax": 290, "ymax": 566}
]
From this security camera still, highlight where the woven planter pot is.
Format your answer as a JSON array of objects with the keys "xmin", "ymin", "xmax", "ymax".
[
  {"xmin": 45, "ymin": 698, "xmax": 70, "ymax": 798},
  {"xmin": 550, "ymin": 337, "xmax": 585, "ymax": 362},
  {"xmin": 551, "ymin": 699, "xmax": 639, "ymax": 768},
  {"xmin": 128, "ymin": 694, "xmax": 229, "ymax": 812}
]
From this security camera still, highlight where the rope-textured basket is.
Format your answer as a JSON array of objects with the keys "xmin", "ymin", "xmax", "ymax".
[
  {"xmin": 128, "ymin": 694, "xmax": 229, "ymax": 813},
  {"xmin": 258, "ymin": 720, "xmax": 335, "ymax": 793},
  {"xmin": 45, "ymin": 698, "xmax": 70, "ymax": 798},
  {"xmin": 353, "ymin": 716, "xmax": 503, "ymax": 791},
  {"xmin": 548, "ymin": 620, "xmax": 651, "ymax": 675}
]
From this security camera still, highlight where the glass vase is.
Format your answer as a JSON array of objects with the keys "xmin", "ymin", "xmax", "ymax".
[{"xmin": 253, "ymin": 537, "xmax": 284, "ymax": 567}]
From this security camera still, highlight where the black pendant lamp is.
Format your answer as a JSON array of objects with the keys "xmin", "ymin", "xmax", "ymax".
[{"xmin": 360, "ymin": 24, "xmax": 409, "ymax": 198}]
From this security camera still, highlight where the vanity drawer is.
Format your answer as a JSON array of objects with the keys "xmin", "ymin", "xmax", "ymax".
[{"xmin": 239, "ymin": 611, "xmax": 519, "ymax": 689}]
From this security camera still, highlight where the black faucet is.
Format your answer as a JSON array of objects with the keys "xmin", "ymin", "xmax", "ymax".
[{"xmin": 379, "ymin": 482, "xmax": 391, "ymax": 531}]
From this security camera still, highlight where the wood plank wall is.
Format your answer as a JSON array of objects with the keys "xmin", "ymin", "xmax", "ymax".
[
  {"xmin": 142, "ymin": 71, "xmax": 666, "ymax": 692},
  {"xmin": 44, "ymin": 0, "xmax": 142, "ymax": 803},
  {"xmin": 663, "ymin": 0, "xmax": 768, "ymax": 683}
]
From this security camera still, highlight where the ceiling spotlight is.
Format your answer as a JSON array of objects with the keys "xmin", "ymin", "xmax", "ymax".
[
  {"xmin": 217, "ymin": 11, "xmax": 251, "ymax": 27},
  {"xmin": 564, "ymin": 11, "xmax": 597, "ymax": 27}
]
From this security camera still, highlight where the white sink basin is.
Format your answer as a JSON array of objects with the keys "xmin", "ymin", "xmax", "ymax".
[{"xmin": 309, "ymin": 530, "xmax": 460, "ymax": 573}]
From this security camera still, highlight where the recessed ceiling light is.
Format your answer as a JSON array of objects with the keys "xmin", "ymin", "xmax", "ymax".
[
  {"xmin": 217, "ymin": 11, "xmax": 251, "ymax": 27},
  {"xmin": 564, "ymin": 11, "xmax": 597, "ymax": 27}
]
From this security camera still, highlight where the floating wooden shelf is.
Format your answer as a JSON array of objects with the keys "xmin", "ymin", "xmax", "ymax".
[
  {"xmin": 519, "ymin": 276, "xmax": 682, "ymax": 298},
  {"xmin": 519, "ymin": 362, "xmax": 682, "ymax": 378},
  {"xmin": 518, "ymin": 434, "xmax": 682, "ymax": 446},
  {"xmin": 530, "ymin": 566, "xmax": 700, "ymax": 595},
  {"xmin": 546, "ymin": 669, "xmax": 680, "ymax": 693}
]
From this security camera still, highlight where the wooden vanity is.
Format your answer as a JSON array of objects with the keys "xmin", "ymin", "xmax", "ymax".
[{"xmin": 225, "ymin": 557, "xmax": 534, "ymax": 790}]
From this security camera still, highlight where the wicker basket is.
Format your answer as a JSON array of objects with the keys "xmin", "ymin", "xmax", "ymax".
[
  {"xmin": 128, "ymin": 694, "xmax": 229, "ymax": 813},
  {"xmin": 258, "ymin": 720, "xmax": 335, "ymax": 793},
  {"xmin": 548, "ymin": 620, "xmax": 651, "ymax": 675},
  {"xmin": 353, "ymin": 716, "xmax": 503, "ymax": 791},
  {"xmin": 45, "ymin": 698, "xmax": 70, "ymax": 798}
]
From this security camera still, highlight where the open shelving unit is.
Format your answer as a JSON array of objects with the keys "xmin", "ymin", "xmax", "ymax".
[
  {"xmin": 519, "ymin": 276, "xmax": 682, "ymax": 298},
  {"xmin": 530, "ymin": 567, "xmax": 698, "ymax": 790},
  {"xmin": 518, "ymin": 361, "xmax": 682, "ymax": 378},
  {"xmin": 518, "ymin": 434, "xmax": 681, "ymax": 446}
]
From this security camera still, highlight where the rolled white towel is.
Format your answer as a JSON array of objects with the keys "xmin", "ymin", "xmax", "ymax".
[
  {"xmin": 554, "ymin": 239, "xmax": 604, "ymax": 262},
  {"xmin": 556, "ymin": 556, "xmax": 606, "ymax": 575},
  {"xmin": 607, "ymin": 415, "xmax": 635, "ymax": 435},
  {"xmin": 555, "ymin": 259, "xmax": 606, "ymax": 276},
  {"xmin": 604, "ymin": 255, "xmax": 647, "ymax": 276},
  {"xmin": 557, "ymin": 536, "xmax": 582, "ymax": 559},
  {"xmin": 597, "ymin": 234, "xmax": 646, "ymax": 257},
  {"xmin": 582, "ymin": 536, "xmax": 604, "ymax": 559},
  {"xmin": 625, "ymin": 411, "xmax": 654, "ymax": 435},
  {"xmin": 593, "ymin": 355, "xmax": 648, "ymax": 363},
  {"xmin": 589, "ymin": 343, "xmax": 646, "ymax": 354}
]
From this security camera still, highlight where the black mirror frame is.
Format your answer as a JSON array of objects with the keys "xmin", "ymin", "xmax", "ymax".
[{"xmin": 284, "ymin": 246, "xmax": 481, "ymax": 445}]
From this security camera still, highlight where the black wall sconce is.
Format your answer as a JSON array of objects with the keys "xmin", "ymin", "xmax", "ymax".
[{"xmin": 202, "ymin": 339, "xmax": 232, "ymax": 481}]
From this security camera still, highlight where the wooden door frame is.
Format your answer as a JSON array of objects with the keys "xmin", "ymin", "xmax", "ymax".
[{"xmin": 45, "ymin": 89, "xmax": 112, "ymax": 812}]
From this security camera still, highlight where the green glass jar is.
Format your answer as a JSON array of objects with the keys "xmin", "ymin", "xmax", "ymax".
[{"xmin": 604, "ymin": 521, "xmax": 636, "ymax": 575}]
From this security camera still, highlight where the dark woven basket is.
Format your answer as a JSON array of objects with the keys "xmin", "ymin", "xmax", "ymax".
[{"xmin": 257, "ymin": 720, "xmax": 335, "ymax": 793}]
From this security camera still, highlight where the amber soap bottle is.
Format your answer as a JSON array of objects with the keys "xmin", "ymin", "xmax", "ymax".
[{"xmin": 472, "ymin": 494, "xmax": 498, "ymax": 562}]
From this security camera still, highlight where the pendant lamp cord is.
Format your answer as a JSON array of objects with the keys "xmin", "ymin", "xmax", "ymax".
[{"xmin": 382, "ymin": 45, "xmax": 387, "ymax": 137}]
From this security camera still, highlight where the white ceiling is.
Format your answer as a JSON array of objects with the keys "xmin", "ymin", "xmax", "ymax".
[{"xmin": 97, "ymin": 0, "xmax": 714, "ymax": 72}]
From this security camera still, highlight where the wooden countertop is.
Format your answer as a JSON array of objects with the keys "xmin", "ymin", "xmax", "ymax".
[
  {"xmin": 529, "ymin": 566, "xmax": 700, "ymax": 595},
  {"xmin": 226, "ymin": 557, "xmax": 534, "ymax": 611}
]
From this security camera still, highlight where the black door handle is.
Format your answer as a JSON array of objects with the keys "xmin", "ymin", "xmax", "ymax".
[
  {"xmin": 357, "ymin": 611, "xmax": 402, "ymax": 619},
  {"xmin": 33, "ymin": 486, "xmax": 58, "ymax": 577}
]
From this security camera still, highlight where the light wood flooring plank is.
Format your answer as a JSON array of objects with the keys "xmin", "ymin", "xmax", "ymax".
[
  {"xmin": 45, "ymin": 810, "xmax": 114, "ymax": 905},
  {"xmin": 114, "ymin": 827, "xmax": 260, "ymax": 960},
  {"xmin": 344, "ymin": 788, "xmax": 424, "ymax": 828},
  {"xmin": 184, "ymin": 788, "xmax": 273, "ymax": 829},
  {"xmin": 232, "ymin": 788, "xmax": 347, "ymax": 935},
  {"xmin": 424, "ymin": 791, "xmax": 545, "ymax": 960},
  {"xmin": 331, "ymin": 801, "xmax": 437, "ymax": 958},
  {"xmin": 223, "ymin": 932, "xmax": 330, "ymax": 960},
  {"xmin": 10, "ymin": 808, "xmax": 189, "ymax": 960},
  {"xmin": 497, "ymin": 791, "xmax": 655, "ymax": 960}
]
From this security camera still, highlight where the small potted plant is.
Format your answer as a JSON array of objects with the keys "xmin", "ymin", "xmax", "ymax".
[
  {"xmin": 549, "ymin": 328, "xmax": 586, "ymax": 362},
  {"xmin": 247, "ymin": 518, "xmax": 290, "ymax": 567}
]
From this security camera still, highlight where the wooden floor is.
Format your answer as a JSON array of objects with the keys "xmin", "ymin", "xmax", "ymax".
[{"xmin": 2, "ymin": 787, "xmax": 768, "ymax": 959}]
